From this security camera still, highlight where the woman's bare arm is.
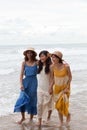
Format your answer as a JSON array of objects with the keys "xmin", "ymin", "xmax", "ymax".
[
  {"xmin": 49, "ymin": 64, "xmax": 54, "ymax": 94},
  {"xmin": 67, "ymin": 65, "xmax": 72, "ymax": 84},
  {"xmin": 63, "ymin": 64, "xmax": 72, "ymax": 93},
  {"xmin": 20, "ymin": 61, "xmax": 25, "ymax": 90}
]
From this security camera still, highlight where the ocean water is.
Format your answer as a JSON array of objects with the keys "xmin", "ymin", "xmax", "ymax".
[{"xmin": 0, "ymin": 43, "xmax": 87, "ymax": 116}]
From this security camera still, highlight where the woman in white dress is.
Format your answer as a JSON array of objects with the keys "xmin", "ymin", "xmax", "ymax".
[{"xmin": 37, "ymin": 50, "xmax": 54, "ymax": 126}]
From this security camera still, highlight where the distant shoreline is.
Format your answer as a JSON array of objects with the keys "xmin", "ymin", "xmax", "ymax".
[{"xmin": 0, "ymin": 43, "xmax": 87, "ymax": 47}]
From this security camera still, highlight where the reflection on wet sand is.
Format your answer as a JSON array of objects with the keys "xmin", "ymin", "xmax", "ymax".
[{"xmin": 21, "ymin": 122, "xmax": 71, "ymax": 130}]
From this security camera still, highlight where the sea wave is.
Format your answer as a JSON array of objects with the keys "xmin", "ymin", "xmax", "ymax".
[
  {"xmin": 0, "ymin": 44, "xmax": 87, "ymax": 116},
  {"xmin": 0, "ymin": 68, "xmax": 15, "ymax": 75}
]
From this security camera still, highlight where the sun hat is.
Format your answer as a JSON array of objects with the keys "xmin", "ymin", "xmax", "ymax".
[
  {"xmin": 51, "ymin": 51, "xmax": 63, "ymax": 60},
  {"xmin": 23, "ymin": 47, "xmax": 37, "ymax": 56}
]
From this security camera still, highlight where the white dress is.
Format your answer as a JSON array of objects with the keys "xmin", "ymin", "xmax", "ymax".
[{"xmin": 37, "ymin": 66, "xmax": 54, "ymax": 118}]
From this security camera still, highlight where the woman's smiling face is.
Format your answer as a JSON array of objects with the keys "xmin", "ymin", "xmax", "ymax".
[
  {"xmin": 40, "ymin": 53, "xmax": 48, "ymax": 63},
  {"xmin": 26, "ymin": 51, "xmax": 33, "ymax": 58},
  {"xmin": 51, "ymin": 54, "xmax": 60, "ymax": 64}
]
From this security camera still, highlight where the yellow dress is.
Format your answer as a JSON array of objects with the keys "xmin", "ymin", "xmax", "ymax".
[{"xmin": 53, "ymin": 65, "xmax": 70, "ymax": 117}]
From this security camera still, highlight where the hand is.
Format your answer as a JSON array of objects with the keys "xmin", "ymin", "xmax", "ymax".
[
  {"xmin": 63, "ymin": 88, "xmax": 69, "ymax": 93},
  {"xmin": 48, "ymin": 87, "xmax": 53, "ymax": 95},
  {"xmin": 20, "ymin": 85, "xmax": 24, "ymax": 90}
]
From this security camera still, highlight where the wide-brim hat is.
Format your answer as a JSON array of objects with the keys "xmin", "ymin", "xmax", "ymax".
[
  {"xmin": 51, "ymin": 51, "xmax": 63, "ymax": 60},
  {"xmin": 23, "ymin": 47, "xmax": 37, "ymax": 56}
]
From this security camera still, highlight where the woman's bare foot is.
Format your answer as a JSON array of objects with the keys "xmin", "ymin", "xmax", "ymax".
[
  {"xmin": 54, "ymin": 122, "xmax": 63, "ymax": 128},
  {"xmin": 36, "ymin": 122, "xmax": 41, "ymax": 127},
  {"xmin": 17, "ymin": 118, "xmax": 25, "ymax": 124},
  {"xmin": 36, "ymin": 118, "xmax": 42, "ymax": 127},
  {"xmin": 27, "ymin": 119, "xmax": 34, "ymax": 125},
  {"xmin": 45, "ymin": 118, "xmax": 51, "ymax": 124}
]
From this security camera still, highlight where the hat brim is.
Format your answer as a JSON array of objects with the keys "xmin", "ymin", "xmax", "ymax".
[
  {"xmin": 51, "ymin": 53, "xmax": 62, "ymax": 60},
  {"xmin": 23, "ymin": 50, "xmax": 37, "ymax": 56}
]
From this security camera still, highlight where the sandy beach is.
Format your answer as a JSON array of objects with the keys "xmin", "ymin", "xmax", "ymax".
[{"xmin": 0, "ymin": 91, "xmax": 87, "ymax": 130}]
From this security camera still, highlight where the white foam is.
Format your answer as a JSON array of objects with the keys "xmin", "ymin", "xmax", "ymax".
[{"xmin": 0, "ymin": 68, "xmax": 15, "ymax": 75}]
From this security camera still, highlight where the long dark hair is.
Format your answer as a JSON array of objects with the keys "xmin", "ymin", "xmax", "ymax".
[{"xmin": 38, "ymin": 50, "xmax": 52, "ymax": 74}]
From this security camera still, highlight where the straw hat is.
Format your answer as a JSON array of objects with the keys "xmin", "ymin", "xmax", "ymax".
[
  {"xmin": 51, "ymin": 51, "xmax": 63, "ymax": 59},
  {"xmin": 23, "ymin": 47, "xmax": 37, "ymax": 56}
]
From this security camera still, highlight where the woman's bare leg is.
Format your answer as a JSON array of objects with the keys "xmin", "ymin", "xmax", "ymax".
[
  {"xmin": 30, "ymin": 114, "xmax": 33, "ymax": 121},
  {"xmin": 66, "ymin": 113, "xmax": 71, "ymax": 126},
  {"xmin": 58, "ymin": 111, "xmax": 63, "ymax": 127},
  {"xmin": 47, "ymin": 110, "xmax": 52, "ymax": 121},
  {"xmin": 37, "ymin": 118, "xmax": 42, "ymax": 126},
  {"xmin": 18, "ymin": 112, "xmax": 25, "ymax": 124},
  {"xmin": 44, "ymin": 110, "xmax": 52, "ymax": 124}
]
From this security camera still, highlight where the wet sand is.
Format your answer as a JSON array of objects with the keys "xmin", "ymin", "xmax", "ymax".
[{"xmin": 0, "ymin": 91, "xmax": 87, "ymax": 130}]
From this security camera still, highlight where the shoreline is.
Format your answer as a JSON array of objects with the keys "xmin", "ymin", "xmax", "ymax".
[{"xmin": 0, "ymin": 91, "xmax": 87, "ymax": 130}]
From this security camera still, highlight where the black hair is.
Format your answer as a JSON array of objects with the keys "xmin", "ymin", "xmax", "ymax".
[{"xmin": 38, "ymin": 50, "xmax": 52, "ymax": 74}]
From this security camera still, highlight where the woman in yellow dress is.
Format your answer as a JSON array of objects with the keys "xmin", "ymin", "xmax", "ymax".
[{"xmin": 49, "ymin": 51, "xmax": 72, "ymax": 127}]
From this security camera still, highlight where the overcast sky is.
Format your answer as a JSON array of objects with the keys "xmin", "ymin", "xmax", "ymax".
[{"xmin": 0, "ymin": 0, "xmax": 87, "ymax": 45}]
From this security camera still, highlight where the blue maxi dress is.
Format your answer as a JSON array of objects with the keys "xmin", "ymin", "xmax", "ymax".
[{"xmin": 14, "ymin": 64, "xmax": 38, "ymax": 115}]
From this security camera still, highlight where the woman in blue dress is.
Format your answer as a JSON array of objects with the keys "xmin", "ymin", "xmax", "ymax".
[{"xmin": 14, "ymin": 48, "xmax": 38, "ymax": 124}]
